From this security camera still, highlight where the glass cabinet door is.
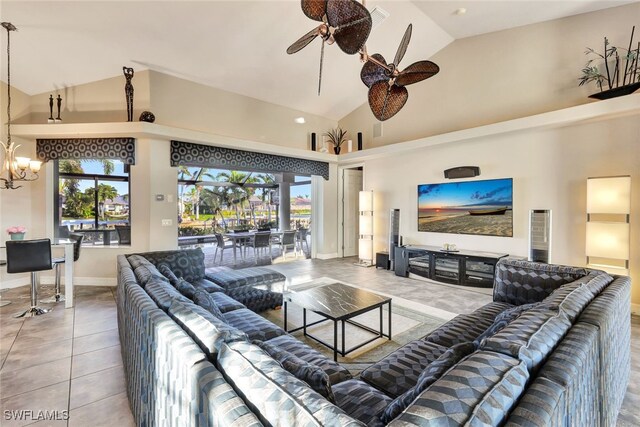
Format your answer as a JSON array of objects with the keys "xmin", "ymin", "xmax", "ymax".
[{"xmin": 434, "ymin": 256, "xmax": 460, "ymax": 283}]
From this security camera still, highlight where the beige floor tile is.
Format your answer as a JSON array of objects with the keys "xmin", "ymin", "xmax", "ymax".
[
  {"xmin": 12, "ymin": 324, "xmax": 73, "ymax": 348},
  {"xmin": 69, "ymin": 365, "xmax": 126, "ymax": 410},
  {"xmin": 71, "ymin": 345, "xmax": 122, "ymax": 378},
  {"xmin": 73, "ymin": 317, "xmax": 117, "ymax": 338},
  {"xmin": 2, "ymin": 338, "xmax": 72, "ymax": 373},
  {"xmin": 0, "ymin": 381, "xmax": 69, "ymax": 427},
  {"xmin": 68, "ymin": 392, "xmax": 134, "ymax": 427},
  {"xmin": 0, "ymin": 357, "xmax": 71, "ymax": 399},
  {"xmin": 72, "ymin": 329, "xmax": 120, "ymax": 355}
]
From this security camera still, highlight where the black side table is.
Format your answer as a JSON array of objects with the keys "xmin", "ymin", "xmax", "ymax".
[{"xmin": 376, "ymin": 252, "xmax": 390, "ymax": 270}]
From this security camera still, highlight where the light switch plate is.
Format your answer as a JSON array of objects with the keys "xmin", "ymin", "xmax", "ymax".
[
  {"xmin": 167, "ymin": 194, "xmax": 174, "ymax": 203},
  {"xmin": 161, "ymin": 219, "xmax": 172, "ymax": 226}
]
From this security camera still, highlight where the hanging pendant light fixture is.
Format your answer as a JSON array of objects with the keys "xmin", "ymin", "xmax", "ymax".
[{"xmin": 1, "ymin": 22, "xmax": 41, "ymax": 190}]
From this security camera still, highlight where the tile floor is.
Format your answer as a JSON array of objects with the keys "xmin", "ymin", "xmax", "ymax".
[{"xmin": 0, "ymin": 257, "xmax": 638, "ymax": 426}]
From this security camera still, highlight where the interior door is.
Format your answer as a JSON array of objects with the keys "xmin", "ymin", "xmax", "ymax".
[{"xmin": 343, "ymin": 169, "xmax": 363, "ymax": 257}]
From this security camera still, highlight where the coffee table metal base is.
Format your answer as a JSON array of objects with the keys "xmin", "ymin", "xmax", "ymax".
[{"xmin": 284, "ymin": 301, "xmax": 392, "ymax": 362}]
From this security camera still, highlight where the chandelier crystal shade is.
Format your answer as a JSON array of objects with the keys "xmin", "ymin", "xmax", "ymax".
[{"xmin": 1, "ymin": 22, "xmax": 41, "ymax": 190}]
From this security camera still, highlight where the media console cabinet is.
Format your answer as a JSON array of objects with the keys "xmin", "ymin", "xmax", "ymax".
[{"xmin": 394, "ymin": 245, "xmax": 508, "ymax": 288}]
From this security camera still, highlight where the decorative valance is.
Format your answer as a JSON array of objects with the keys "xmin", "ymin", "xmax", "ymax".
[
  {"xmin": 36, "ymin": 137, "xmax": 136, "ymax": 164},
  {"xmin": 170, "ymin": 140, "xmax": 329, "ymax": 180}
]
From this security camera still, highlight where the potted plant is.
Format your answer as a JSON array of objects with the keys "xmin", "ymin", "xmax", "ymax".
[
  {"xmin": 6, "ymin": 226, "xmax": 26, "ymax": 240},
  {"xmin": 579, "ymin": 26, "xmax": 640, "ymax": 100},
  {"xmin": 324, "ymin": 127, "xmax": 348, "ymax": 155}
]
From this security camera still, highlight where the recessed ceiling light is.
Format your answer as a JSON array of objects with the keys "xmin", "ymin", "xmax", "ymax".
[
  {"xmin": 454, "ymin": 8, "xmax": 467, "ymax": 16},
  {"xmin": 294, "ymin": 117, "xmax": 306, "ymax": 124}
]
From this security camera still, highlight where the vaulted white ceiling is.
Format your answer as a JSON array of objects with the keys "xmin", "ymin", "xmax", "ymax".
[{"xmin": 1, "ymin": 1, "xmax": 637, "ymax": 121}]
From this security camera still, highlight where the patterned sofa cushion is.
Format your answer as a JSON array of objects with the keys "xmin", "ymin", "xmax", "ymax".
[
  {"xmin": 127, "ymin": 255, "xmax": 168, "ymax": 287},
  {"xmin": 227, "ymin": 287, "xmax": 283, "ymax": 313},
  {"xmin": 168, "ymin": 299, "xmax": 247, "ymax": 358},
  {"xmin": 382, "ymin": 342, "xmax": 476, "ymax": 423},
  {"xmin": 192, "ymin": 289, "xmax": 225, "ymax": 320},
  {"xmin": 474, "ymin": 303, "xmax": 539, "ymax": 347},
  {"xmin": 424, "ymin": 313, "xmax": 496, "ymax": 349},
  {"xmin": 218, "ymin": 340, "xmax": 365, "ymax": 427},
  {"xmin": 205, "ymin": 266, "xmax": 285, "ymax": 291},
  {"xmin": 480, "ymin": 306, "xmax": 572, "ymax": 373},
  {"xmin": 388, "ymin": 351, "xmax": 529, "ymax": 426},
  {"xmin": 158, "ymin": 263, "xmax": 180, "ymax": 284},
  {"xmin": 140, "ymin": 249, "xmax": 206, "ymax": 282},
  {"xmin": 223, "ymin": 308, "xmax": 286, "ymax": 342},
  {"xmin": 174, "ymin": 278, "xmax": 197, "ymax": 300},
  {"xmin": 145, "ymin": 278, "xmax": 190, "ymax": 311},
  {"xmin": 193, "ymin": 278, "xmax": 224, "ymax": 293},
  {"xmin": 332, "ymin": 379, "xmax": 392, "ymax": 427},
  {"xmin": 493, "ymin": 259, "xmax": 597, "ymax": 305},
  {"xmin": 208, "ymin": 292, "xmax": 245, "ymax": 313},
  {"xmin": 265, "ymin": 334, "xmax": 352, "ymax": 385},
  {"xmin": 360, "ymin": 340, "xmax": 448, "ymax": 398},
  {"xmin": 541, "ymin": 273, "xmax": 613, "ymax": 322},
  {"xmin": 253, "ymin": 340, "xmax": 335, "ymax": 403}
]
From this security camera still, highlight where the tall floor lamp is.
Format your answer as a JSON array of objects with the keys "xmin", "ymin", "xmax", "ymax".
[
  {"xmin": 358, "ymin": 190, "xmax": 374, "ymax": 267},
  {"xmin": 585, "ymin": 176, "xmax": 630, "ymax": 271}
]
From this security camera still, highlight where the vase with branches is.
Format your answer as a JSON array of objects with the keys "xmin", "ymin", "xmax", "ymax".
[
  {"xmin": 324, "ymin": 127, "xmax": 348, "ymax": 155},
  {"xmin": 579, "ymin": 26, "xmax": 640, "ymax": 99}
]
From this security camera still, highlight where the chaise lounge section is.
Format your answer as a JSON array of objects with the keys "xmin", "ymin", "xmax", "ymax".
[{"xmin": 116, "ymin": 251, "xmax": 630, "ymax": 426}]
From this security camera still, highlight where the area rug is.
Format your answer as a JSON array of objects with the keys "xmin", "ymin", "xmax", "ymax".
[{"xmin": 261, "ymin": 279, "xmax": 447, "ymax": 376}]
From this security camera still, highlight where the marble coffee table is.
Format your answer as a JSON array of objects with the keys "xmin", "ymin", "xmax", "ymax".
[{"xmin": 283, "ymin": 280, "xmax": 392, "ymax": 361}]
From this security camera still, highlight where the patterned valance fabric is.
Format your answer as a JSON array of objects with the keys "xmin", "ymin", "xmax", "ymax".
[
  {"xmin": 170, "ymin": 140, "xmax": 329, "ymax": 180},
  {"xmin": 36, "ymin": 138, "xmax": 136, "ymax": 164}
]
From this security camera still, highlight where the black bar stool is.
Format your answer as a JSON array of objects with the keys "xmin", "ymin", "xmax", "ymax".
[
  {"xmin": 42, "ymin": 233, "xmax": 83, "ymax": 304},
  {"xmin": 0, "ymin": 259, "xmax": 10, "ymax": 307},
  {"xmin": 6, "ymin": 239, "xmax": 54, "ymax": 317}
]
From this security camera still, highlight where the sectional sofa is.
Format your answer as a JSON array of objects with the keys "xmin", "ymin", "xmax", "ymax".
[{"xmin": 116, "ymin": 249, "xmax": 630, "ymax": 426}]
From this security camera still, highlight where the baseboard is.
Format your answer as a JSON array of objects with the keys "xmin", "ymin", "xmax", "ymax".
[
  {"xmin": 316, "ymin": 252, "xmax": 338, "ymax": 260},
  {"xmin": 631, "ymin": 303, "xmax": 640, "ymax": 316},
  {"xmin": 1, "ymin": 276, "xmax": 116, "ymax": 289}
]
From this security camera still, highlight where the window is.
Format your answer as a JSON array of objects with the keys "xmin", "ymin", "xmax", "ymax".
[{"xmin": 54, "ymin": 159, "xmax": 131, "ymax": 246}]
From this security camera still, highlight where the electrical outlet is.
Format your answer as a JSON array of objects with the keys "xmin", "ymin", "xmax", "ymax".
[{"xmin": 161, "ymin": 219, "xmax": 172, "ymax": 226}]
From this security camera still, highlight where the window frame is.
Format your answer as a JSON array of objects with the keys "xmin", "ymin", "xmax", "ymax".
[{"xmin": 54, "ymin": 160, "xmax": 131, "ymax": 244}]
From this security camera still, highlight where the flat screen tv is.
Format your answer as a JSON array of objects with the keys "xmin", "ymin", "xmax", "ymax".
[{"xmin": 418, "ymin": 178, "xmax": 513, "ymax": 237}]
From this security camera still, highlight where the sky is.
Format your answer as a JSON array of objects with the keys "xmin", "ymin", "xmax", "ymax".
[{"xmin": 418, "ymin": 178, "xmax": 513, "ymax": 209}]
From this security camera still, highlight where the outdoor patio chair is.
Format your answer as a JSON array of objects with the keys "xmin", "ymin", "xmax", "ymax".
[
  {"xmin": 296, "ymin": 228, "xmax": 309, "ymax": 254},
  {"xmin": 115, "ymin": 225, "xmax": 131, "ymax": 245},
  {"xmin": 278, "ymin": 230, "xmax": 297, "ymax": 259},
  {"xmin": 214, "ymin": 233, "xmax": 235, "ymax": 264},
  {"xmin": 250, "ymin": 231, "xmax": 273, "ymax": 264}
]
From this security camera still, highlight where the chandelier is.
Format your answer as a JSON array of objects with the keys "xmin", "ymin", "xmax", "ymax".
[{"xmin": 1, "ymin": 22, "xmax": 40, "ymax": 190}]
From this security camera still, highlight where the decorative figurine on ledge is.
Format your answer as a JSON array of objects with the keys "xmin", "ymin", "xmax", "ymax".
[
  {"xmin": 139, "ymin": 111, "xmax": 155, "ymax": 123},
  {"xmin": 48, "ymin": 95, "xmax": 54, "ymax": 123},
  {"xmin": 55, "ymin": 94, "xmax": 62, "ymax": 123},
  {"xmin": 123, "ymin": 66, "xmax": 134, "ymax": 121}
]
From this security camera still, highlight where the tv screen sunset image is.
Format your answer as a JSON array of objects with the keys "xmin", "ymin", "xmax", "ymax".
[{"xmin": 418, "ymin": 178, "xmax": 513, "ymax": 237}]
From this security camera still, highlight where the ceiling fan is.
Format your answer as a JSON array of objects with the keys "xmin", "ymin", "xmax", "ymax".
[
  {"xmin": 287, "ymin": 0, "xmax": 372, "ymax": 95},
  {"xmin": 287, "ymin": 0, "xmax": 440, "ymax": 121},
  {"xmin": 360, "ymin": 24, "xmax": 439, "ymax": 121}
]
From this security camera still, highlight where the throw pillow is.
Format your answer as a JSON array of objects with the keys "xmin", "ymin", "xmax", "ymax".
[
  {"xmin": 252, "ymin": 339, "xmax": 335, "ymax": 403},
  {"xmin": 474, "ymin": 302, "xmax": 539, "ymax": 347},
  {"xmin": 381, "ymin": 341, "xmax": 475, "ymax": 423},
  {"xmin": 192, "ymin": 288, "xmax": 225, "ymax": 321},
  {"xmin": 158, "ymin": 263, "xmax": 180, "ymax": 284},
  {"xmin": 175, "ymin": 278, "xmax": 197, "ymax": 300}
]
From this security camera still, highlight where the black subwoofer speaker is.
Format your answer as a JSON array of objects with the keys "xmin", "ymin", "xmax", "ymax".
[{"xmin": 444, "ymin": 166, "xmax": 480, "ymax": 179}]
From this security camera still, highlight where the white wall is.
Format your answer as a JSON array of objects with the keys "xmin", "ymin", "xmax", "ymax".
[
  {"xmin": 363, "ymin": 114, "xmax": 640, "ymax": 303},
  {"xmin": 339, "ymin": 3, "xmax": 640, "ymax": 148}
]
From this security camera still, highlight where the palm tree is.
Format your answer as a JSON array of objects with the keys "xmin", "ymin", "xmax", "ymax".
[
  {"xmin": 200, "ymin": 188, "xmax": 228, "ymax": 230},
  {"xmin": 256, "ymin": 173, "xmax": 276, "ymax": 224}
]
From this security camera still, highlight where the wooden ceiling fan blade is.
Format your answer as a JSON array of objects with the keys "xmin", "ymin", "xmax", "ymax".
[
  {"xmin": 327, "ymin": 0, "xmax": 372, "ymax": 54},
  {"xmin": 318, "ymin": 38, "xmax": 325, "ymax": 95},
  {"xmin": 393, "ymin": 24, "xmax": 412, "ymax": 67},
  {"xmin": 395, "ymin": 60, "xmax": 440, "ymax": 86},
  {"xmin": 287, "ymin": 27, "xmax": 320, "ymax": 54},
  {"xmin": 360, "ymin": 53, "xmax": 388, "ymax": 88},
  {"xmin": 301, "ymin": 0, "xmax": 327, "ymax": 22},
  {"xmin": 368, "ymin": 81, "xmax": 408, "ymax": 121}
]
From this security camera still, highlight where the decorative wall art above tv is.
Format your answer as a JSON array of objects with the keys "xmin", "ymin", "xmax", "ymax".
[{"xmin": 418, "ymin": 178, "xmax": 513, "ymax": 237}]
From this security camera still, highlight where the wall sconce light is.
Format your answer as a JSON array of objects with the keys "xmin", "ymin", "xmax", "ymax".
[
  {"xmin": 586, "ymin": 176, "xmax": 630, "ymax": 271},
  {"xmin": 358, "ymin": 190, "xmax": 374, "ymax": 267}
]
